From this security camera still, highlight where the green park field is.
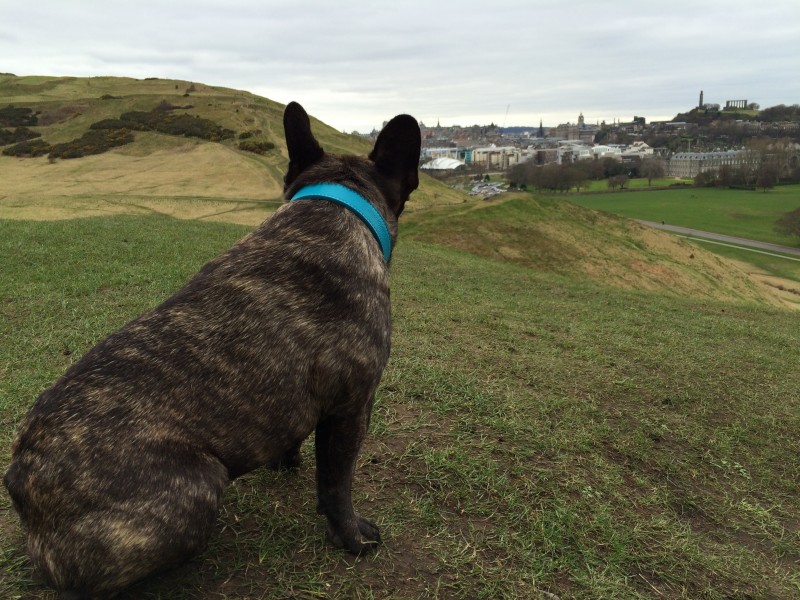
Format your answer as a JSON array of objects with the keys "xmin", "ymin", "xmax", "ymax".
[{"xmin": 571, "ymin": 185, "xmax": 800, "ymax": 247}]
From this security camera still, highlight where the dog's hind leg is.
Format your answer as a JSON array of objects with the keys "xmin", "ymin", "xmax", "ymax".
[
  {"xmin": 27, "ymin": 452, "xmax": 228, "ymax": 599},
  {"xmin": 314, "ymin": 407, "xmax": 380, "ymax": 554}
]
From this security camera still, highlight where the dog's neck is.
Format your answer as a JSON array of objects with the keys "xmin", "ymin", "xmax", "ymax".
[{"xmin": 290, "ymin": 183, "xmax": 392, "ymax": 262}]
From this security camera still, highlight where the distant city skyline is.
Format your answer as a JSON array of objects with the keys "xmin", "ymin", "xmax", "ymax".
[{"xmin": 1, "ymin": 1, "xmax": 798, "ymax": 133}]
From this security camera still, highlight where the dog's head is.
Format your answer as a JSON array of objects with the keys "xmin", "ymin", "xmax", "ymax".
[{"xmin": 282, "ymin": 102, "xmax": 421, "ymax": 218}]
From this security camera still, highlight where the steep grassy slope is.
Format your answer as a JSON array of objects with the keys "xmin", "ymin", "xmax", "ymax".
[
  {"xmin": 0, "ymin": 74, "xmax": 463, "ymax": 222},
  {"xmin": 402, "ymin": 194, "xmax": 799, "ymax": 309},
  {"xmin": 1, "ymin": 216, "xmax": 798, "ymax": 599}
]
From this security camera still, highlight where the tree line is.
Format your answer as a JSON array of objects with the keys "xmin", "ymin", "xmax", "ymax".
[
  {"xmin": 508, "ymin": 156, "xmax": 666, "ymax": 193},
  {"xmin": 691, "ymin": 138, "xmax": 800, "ymax": 192}
]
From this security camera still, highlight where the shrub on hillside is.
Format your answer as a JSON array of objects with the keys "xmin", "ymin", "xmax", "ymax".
[
  {"xmin": 774, "ymin": 207, "xmax": 800, "ymax": 239},
  {"xmin": 238, "ymin": 129, "xmax": 263, "ymax": 140},
  {"xmin": 2, "ymin": 138, "xmax": 51, "ymax": 157},
  {"xmin": 107, "ymin": 109, "xmax": 234, "ymax": 141},
  {"xmin": 90, "ymin": 118, "xmax": 142, "ymax": 131},
  {"xmin": 48, "ymin": 129, "xmax": 134, "ymax": 160},
  {"xmin": 0, "ymin": 106, "xmax": 38, "ymax": 127},
  {"xmin": 0, "ymin": 126, "xmax": 41, "ymax": 146},
  {"xmin": 238, "ymin": 140, "xmax": 275, "ymax": 155},
  {"xmin": 757, "ymin": 104, "xmax": 800, "ymax": 123}
]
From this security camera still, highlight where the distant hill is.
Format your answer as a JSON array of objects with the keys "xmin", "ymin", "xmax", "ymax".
[
  {"xmin": 672, "ymin": 103, "xmax": 800, "ymax": 125},
  {"xmin": 0, "ymin": 74, "xmax": 463, "ymax": 220}
]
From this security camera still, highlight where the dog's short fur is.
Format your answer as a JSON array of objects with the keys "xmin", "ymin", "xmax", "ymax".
[{"xmin": 3, "ymin": 102, "xmax": 421, "ymax": 599}]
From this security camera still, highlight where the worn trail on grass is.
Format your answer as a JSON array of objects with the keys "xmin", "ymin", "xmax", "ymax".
[{"xmin": 640, "ymin": 220, "xmax": 800, "ymax": 257}]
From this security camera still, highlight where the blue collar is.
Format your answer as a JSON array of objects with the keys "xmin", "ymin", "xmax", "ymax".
[{"xmin": 290, "ymin": 183, "xmax": 392, "ymax": 262}]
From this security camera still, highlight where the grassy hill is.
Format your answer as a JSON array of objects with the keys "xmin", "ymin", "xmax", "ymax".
[
  {"xmin": 402, "ymin": 194, "xmax": 799, "ymax": 309},
  {"xmin": 0, "ymin": 74, "xmax": 463, "ymax": 223},
  {"xmin": 2, "ymin": 75, "xmax": 800, "ymax": 598},
  {"xmin": 1, "ymin": 215, "xmax": 799, "ymax": 599}
]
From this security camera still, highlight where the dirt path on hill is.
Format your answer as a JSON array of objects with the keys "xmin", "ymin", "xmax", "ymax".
[{"xmin": 638, "ymin": 221, "xmax": 800, "ymax": 258}]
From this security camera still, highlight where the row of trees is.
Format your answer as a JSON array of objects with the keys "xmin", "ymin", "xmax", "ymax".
[
  {"xmin": 508, "ymin": 156, "xmax": 665, "ymax": 193},
  {"xmin": 692, "ymin": 162, "xmax": 788, "ymax": 192},
  {"xmin": 693, "ymin": 138, "xmax": 800, "ymax": 191}
]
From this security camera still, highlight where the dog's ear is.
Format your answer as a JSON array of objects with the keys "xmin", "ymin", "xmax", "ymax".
[
  {"xmin": 369, "ymin": 114, "xmax": 421, "ymax": 216},
  {"xmin": 283, "ymin": 102, "xmax": 324, "ymax": 188}
]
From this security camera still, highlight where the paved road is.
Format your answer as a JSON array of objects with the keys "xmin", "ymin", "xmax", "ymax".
[{"xmin": 638, "ymin": 220, "xmax": 800, "ymax": 259}]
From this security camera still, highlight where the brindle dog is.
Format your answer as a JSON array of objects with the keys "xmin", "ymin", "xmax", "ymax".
[{"xmin": 4, "ymin": 102, "xmax": 421, "ymax": 599}]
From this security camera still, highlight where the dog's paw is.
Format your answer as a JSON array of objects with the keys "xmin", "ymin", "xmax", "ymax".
[{"xmin": 327, "ymin": 515, "xmax": 381, "ymax": 555}]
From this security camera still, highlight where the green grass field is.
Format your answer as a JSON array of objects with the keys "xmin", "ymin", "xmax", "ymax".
[
  {"xmin": 580, "ymin": 178, "xmax": 691, "ymax": 192},
  {"xmin": 2, "ymin": 214, "xmax": 799, "ymax": 599},
  {"xmin": 570, "ymin": 185, "xmax": 800, "ymax": 248}
]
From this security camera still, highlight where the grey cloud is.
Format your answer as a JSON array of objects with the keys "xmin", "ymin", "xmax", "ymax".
[{"xmin": 0, "ymin": 0, "xmax": 798, "ymax": 132}]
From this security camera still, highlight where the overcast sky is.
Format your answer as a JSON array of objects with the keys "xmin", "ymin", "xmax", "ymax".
[{"xmin": 2, "ymin": 0, "xmax": 799, "ymax": 132}]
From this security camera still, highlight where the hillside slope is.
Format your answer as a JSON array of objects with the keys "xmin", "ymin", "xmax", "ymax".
[
  {"xmin": 402, "ymin": 194, "xmax": 799, "ymax": 309},
  {"xmin": 0, "ymin": 74, "xmax": 463, "ymax": 222},
  {"xmin": 2, "ymin": 216, "xmax": 799, "ymax": 599}
]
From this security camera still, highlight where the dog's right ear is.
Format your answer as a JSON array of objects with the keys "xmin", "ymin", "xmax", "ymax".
[{"xmin": 283, "ymin": 102, "xmax": 324, "ymax": 189}]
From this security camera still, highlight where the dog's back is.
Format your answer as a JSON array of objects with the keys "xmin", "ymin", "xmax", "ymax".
[{"xmin": 4, "ymin": 102, "xmax": 421, "ymax": 599}]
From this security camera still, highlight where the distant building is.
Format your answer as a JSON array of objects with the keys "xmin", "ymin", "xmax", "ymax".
[
  {"xmin": 668, "ymin": 150, "xmax": 750, "ymax": 178},
  {"xmin": 621, "ymin": 141, "xmax": 654, "ymax": 160},
  {"xmin": 725, "ymin": 99, "xmax": 749, "ymax": 109},
  {"xmin": 421, "ymin": 157, "xmax": 466, "ymax": 171},
  {"xmin": 472, "ymin": 145, "xmax": 526, "ymax": 168},
  {"xmin": 549, "ymin": 113, "xmax": 599, "ymax": 143},
  {"xmin": 422, "ymin": 147, "xmax": 460, "ymax": 160}
]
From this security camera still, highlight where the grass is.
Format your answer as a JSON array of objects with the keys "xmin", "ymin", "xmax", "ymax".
[
  {"xmin": 677, "ymin": 237, "xmax": 800, "ymax": 284},
  {"xmin": 2, "ymin": 214, "xmax": 800, "ymax": 599},
  {"xmin": 569, "ymin": 185, "xmax": 800, "ymax": 248},
  {"xmin": 580, "ymin": 178, "xmax": 691, "ymax": 192}
]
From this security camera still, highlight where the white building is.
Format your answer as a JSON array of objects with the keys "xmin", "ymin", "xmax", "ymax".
[
  {"xmin": 421, "ymin": 157, "xmax": 466, "ymax": 171},
  {"xmin": 422, "ymin": 147, "xmax": 460, "ymax": 160},
  {"xmin": 621, "ymin": 141, "xmax": 654, "ymax": 159}
]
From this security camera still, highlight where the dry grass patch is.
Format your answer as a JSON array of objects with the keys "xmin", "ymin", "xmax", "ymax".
[
  {"xmin": 404, "ymin": 194, "xmax": 797, "ymax": 310},
  {"xmin": 1, "ymin": 138, "xmax": 282, "ymax": 201}
]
